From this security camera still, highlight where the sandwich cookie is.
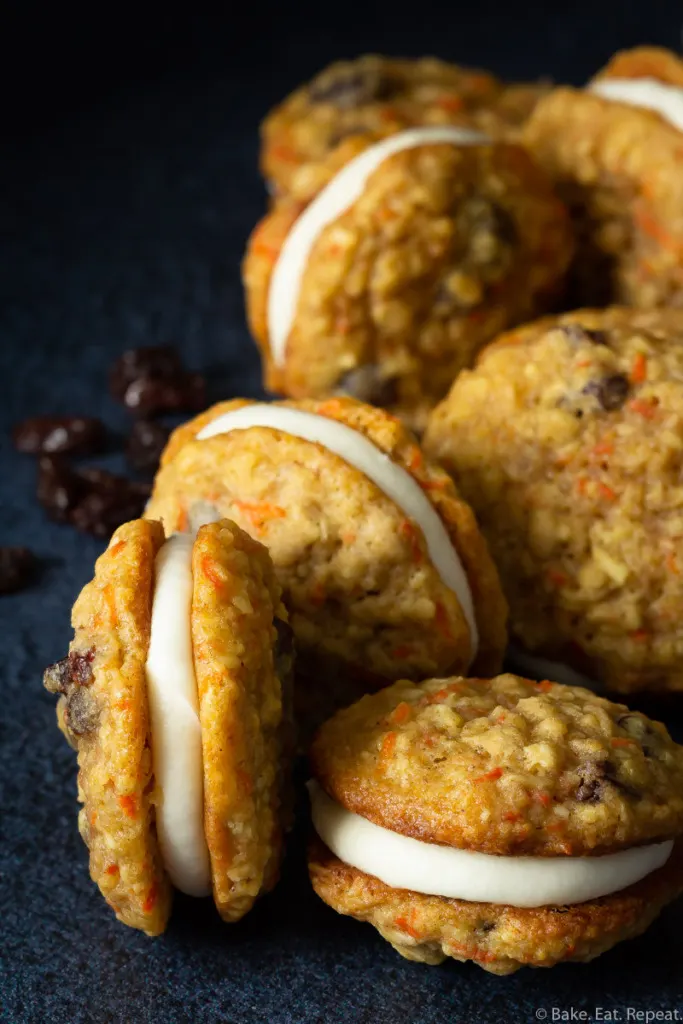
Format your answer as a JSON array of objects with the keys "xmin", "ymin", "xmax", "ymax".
[
  {"xmin": 424, "ymin": 306, "xmax": 683, "ymax": 696},
  {"xmin": 245, "ymin": 126, "xmax": 573, "ymax": 431},
  {"xmin": 43, "ymin": 518, "xmax": 293, "ymax": 934},
  {"xmin": 308, "ymin": 673, "xmax": 683, "ymax": 973},
  {"xmin": 146, "ymin": 397, "xmax": 507, "ymax": 699},
  {"xmin": 524, "ymin": 46, "xmax": 683, "ymax": 308}
]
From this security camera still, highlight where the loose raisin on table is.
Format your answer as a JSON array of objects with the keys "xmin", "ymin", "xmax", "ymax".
[
  {"xmin": 12, "ymin": 415, "xmax": 106, "ymax": 456},
  {"xmin": 0, "ymin": 546, "xmax": 35, "ymax": 594},
  {"xmin": 109, "ymin": 345, "xmax": 206, "ymax": 417},
  {"xmin": 37, "ymin": 457, "xmax": 150, "ymax": 538}
]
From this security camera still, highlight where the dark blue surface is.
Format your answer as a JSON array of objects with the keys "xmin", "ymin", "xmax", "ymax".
[{"xmin": 3, "ymin": 6, "xmax": 683, "ymax": 1022}]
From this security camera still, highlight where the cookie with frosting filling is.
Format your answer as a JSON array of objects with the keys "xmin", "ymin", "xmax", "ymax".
[
  {"xmin": 146, "ymin": 397, "xmax": 506, "ymax": 700},
  {"xmin": 424, "ymin": 306, "xmax": 683, "ymax": 696},
  {"xmin": 308, "ymin": 673, "xmax": 683, "ymax": 973},
  {"xmin": 260, "ymin": 55, "xmax": 550, "ymax": 199},
  {"xmin": 43, "ymin": 518, "xmax": 293, "ymax": 934},
  {"xmin": 245, "ymin": 127, "xmax": 573, "ymax": 431},
  {"xmin": 524, "ymin": 46, "xmax": 683, "ymax": 308}
]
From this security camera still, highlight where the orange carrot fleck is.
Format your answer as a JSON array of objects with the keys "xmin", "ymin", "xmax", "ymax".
[
  {"xmin": 395, "ymin": 914, "xmax": 421, "ymax": 938},
  {"xmin": 381, "ymin": 732, "xmax": 397, "ymax": 758},
  {"xmin": 113, "ymin": 699, "xmax": 132, "ymax": 712},
  {"xmin": 435, "ymin": 94, "xmax": 465, "ymax": 114},
  {"xmin": 233, "ymin": 500, "xmax": 286, "ymax": 535},
  {"xmin": 391, "ymin": 702, "xmax": 412, "ymax": 725},
  {"xmin": 201, "ymin": 555, "xmax": 225, "ymax": 590},
  {"xmin": 119, "ymin": 795, "xmax": 137, "ymax": 818},
  {"xmin": 576, "ymin": 477, "xmax": 588, "ymax": 497},
  {"xmin": 612, "ymin": 737, "xmax": 637, "ymax": 749},
  {"xmin": 546, "ymin": 821, "xmax": 567, "ymax": 834},
  {"xmin": 504, "ymin": 811, "xmax": 521, "ymax": 823},
  {"xmin": 535, "ymin": 680, "xmax": 554, "ymax": 693},
  {"xmin": 176, "ymin": 507, "xmax": 189, "ymax": 533},
  {"xmin": 629, "ymin": 398, "xmax": 657, "ymax": 419},
  {"xmin": 547, "ymin": 569, "xmax": 568, "ymax": 587},
  {"xmin": 535, "ymin": 792, "xmax": 551, "ymax": 807},
  {"xmin": 271, "ymin": 143, "xmax": 298, "ymax": 164},
  {"xmin": 592, "ymin": 439, "xmax": 614, "ymax": 457},
  {"xmin": 598, "ymin": 482, "xmax": 617, "ymax": 502},
  {"xmin": 316, "ymin": 398, "xmax": 346, "ymax": 418},
  {"xmin": 474, "ymin": 767, "xmax": 503, "ymax": 783},
  {"xmin": 631, "ymin": 352, "xmax": 647, "ymax": 384},
  {"xmin": 378, "ymin": 106, "xmax": 399, "ymax": 123},
  {"xmin": 103, "ymin": 584, "xmax": 118, "ymax": 626},
  {"xmin": 421, "ymin": 476, "xmax": 449, "ymax": 493},
  {"xmin": 666, "ymin": 552, "xmax": 679, "ymax": 575},
  {"xmin": 575, "ymin": 358, "xmax": 592, "ymax": 368},
  {"xmin": 400, "ymin": 519, "xmax": 423, "ymax": 563},
  {"xmin": 105, "ymin": 864, "xmax": 119, "ymax": 876},
  {"xmin": 630, "ymin": 629, "xmax": 650, "ymax": 643},
  {"xmin": 408, "ymin": 447, "xmax": 424, "ymax": 472},
  {"xmin": 340, "ymin": 530, "xmax": 357, "ymax": 545},
  {"xmin": 142, "ymin": 884, "xmax": 158, "ymax": 915},
  {"xmin": 423, "ymin": 734, "xmax": 435, "ymax": 748},
  {"xmin": 109, "ymin": 540, "xmax": 126, "ymax": 557}
]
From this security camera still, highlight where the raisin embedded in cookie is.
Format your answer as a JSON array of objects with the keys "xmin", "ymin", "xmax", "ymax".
[
  {"xmin": 245, "ymin": 128, "xmax": 573, "ymax": 432},
  {"xmin": 424, "ymin": 306, "xmax": 683, "ymax": 696},
  {"xmin": 524, "ymin": 46, "xmax": 683, "ymax": 308},
  {"xmin": 308, "ymin": 674, "xmax": 683, "ymax": 973},
  {"xmin": 261, "ymin": 55, "xmax": 550, "ymax": 199},
  {"xmin": 146, "ymin": 397, "xmax": 507, "ymax": 702},
  {"xmin": 43, "ymin": 518, "xmax": 292, "ymax": 934}
]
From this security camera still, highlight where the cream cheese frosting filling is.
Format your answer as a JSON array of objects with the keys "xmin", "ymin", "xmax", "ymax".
[
  {"xmin": 268, "ymin": 125, "xmax": 490, "ymax": 367},
  {"xmin": 146, "ymin": 534, "xmax": 211, "ymax": 897},
  {"xmin": 589, "ymin": 77, "xmax": 683, "ymax": 132},
  {"xmin": 308, "ymin": 782, "xmax": 673, "ymax": 908},
  {"xmin": 196, "ymin": 403, "xmax": 478, "ymax": 656}
]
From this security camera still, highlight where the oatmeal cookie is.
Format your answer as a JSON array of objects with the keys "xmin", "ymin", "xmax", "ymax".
[
  {"xmin": 524, "ymin": 46, "xmax": 683, "ymax": 308},
  {"xmin": 43, "ymin": 518, "xmax": 291, "ymax": 933},
  {"xmin": 245, "ymin": 129, "xmax": 573, "ymax": 432},
  {"xmin": 424, "ymin": 307, "xmax": 683, "ymax": 695},
  {"xmin": 261, "ymin": 55, "xmax": 549, "ymax": 198},
  {"xmin": 146, "ymin": 397, "xmax": 507, "ymax": 691},
  {"xmin": 308, "ymin": 674, "xmax": 683, "ymax": 971}
]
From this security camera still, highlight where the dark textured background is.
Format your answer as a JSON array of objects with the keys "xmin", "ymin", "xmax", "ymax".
[{"xmin": 3, "ymin": 4, "xmax": 683, "ymax": 1022}]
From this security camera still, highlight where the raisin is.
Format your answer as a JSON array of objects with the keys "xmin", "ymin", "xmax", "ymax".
[
  {"xmin": 0, "ymin": 546, "xmax": 35, "ymax": 594},
  {"xmin": 65, "ymin": 688, "xmax": 99, "ymax": 735},
  {"xmin": 582, "ymin": 373, "xmax": 629, "ymax": 411},
  {"xmin": 125, "ymin": 420, "xmax": 170, "ymax": 474},
  {"xmin": 477, "ymin": 921, "xmax": 496, "ymax": 934},
  {"xmin": 561, "ymin": 324, "xmax": 609, "ymax": 346},
  {"xmin": 334, "ymin": 365, "xmax": 399, "ymax": 407},
  {"xmin": 37, "ymin": 457, "xmax": 150, "ymax": 537},
  {"xmin": 13, "ymin": 415, "xmax": 106, "ymax": 456},
  {"xmin": 576, "ymin": 760, "xmax": 608, "ymax": 803},
  {"xmin": 309, "ymin": 67, "xmax": 399, "ymax": 108},
  {"xmin": 43, "ymin": 657, "xmax": 72, "ymax": 694},
  {"xmin": 69, "ymin": 648, "xmax": 95, "ymax": 686},
  {"xmin": 109, "ymin": 346, "xmax": 206, "ymax": 417}
]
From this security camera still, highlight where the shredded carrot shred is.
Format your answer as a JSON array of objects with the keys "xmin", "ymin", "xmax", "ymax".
[
  {"xmin": 408, "ymin": 447, "xmax": 423, "ymax": 472},
  {"xmin": 504, "ymin": 811, "xmax": 521, "ymax": 823},
  {"xmin": 391, "ymin": 702, "xmax": 412, "ymax": 725},
  {"xmin": 142, "ymin": 884, "xmax": 158, "ymax": 915},
  {"xmin": 105, "ymin": 864, "xmax": 119, "ymax": 876},
  {"xmin": 473, "ymin": 767, "xmax": 503, "ymax": 783},
  {"xmin": 118, "ymin": 795, "xmax": 137, "ymax": 818},
  {"xmin": 592, "ymin": 439, "xmax": 614, "ymax": 457},
  {"xmin": 400, "ymin": 519, "xmax": 423, "ymax": 563},
  {"xmin": 630, "ymin": 352, "xmax": 648, "ymax": 384},
  {"xmin": 535, "ymin": 680, "xmax": 554, "ymax": 693},
  {"xmin": 666, "ymin": 552, "xmax": 679, "ymax": 574},
  {"xmin": 575, "ymin": 477, "xmax": 588, "ymax": 497},
  {"xmin": 535, "ymin": 792, "xmax": 551, "ymax": 807},
  {"xmin": 109, "ymin": 540, "xmax": 127, "ymax": 557},
  {"xmin": 598, "ymin": 482, "xmax": 617, "ymax": 501},
  {"xmin": 233, "ymin": 500, "xmax": 286, "ymax": 535},
  {"xmin": 629, "ymin": 398, "xmax": 657, "ymax": 419},
  {"xmin": 612, "ymin": 737, "xmax": 637, "ymax": 749},
  {"xmin": 395, "ymin": 913, "xmax": 421, "ymax": 938},
  {"xmin": 381, "ymin": 732, "xmax": 397, "ymax": 758},
  {"xmin": 200, "ymin": 555, "xmax": 225, "ymax": 590},
  {"xmin": 271, "ymin": 143, "xmax": 298, "ymax": 164},
  {"xmin": 176, "ymin": 507, "xmax": 189, "ymax": 533},
  {"xmin": 435, "ymin": 94, "xmax": 465, "ymax": 113},
  {"xmin": 316, "ymin": 398, "xmax": 346, "ymax": 418}
]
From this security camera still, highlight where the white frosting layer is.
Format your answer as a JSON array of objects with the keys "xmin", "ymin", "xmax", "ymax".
[
  {"xmin": 146, "ymin": 534, "xmax": 211, "ymax": 897},
  {"xmin": 268, "ymin": 125, "xmax": 490, "ymax": 366},
  {"xmin": 506, "ymin": 645, "xmax": 601, "ymax": 693},
  {"xmin": 308, "ymin": 782, "xmax": 673, "ymax": 908},
  {"xmin": 196, "ymin": 403, "xmax": 477, "ymax": 656},
  {"xmin": 589, "ymin": 77, "xmax": 683, "ymax": 132}
]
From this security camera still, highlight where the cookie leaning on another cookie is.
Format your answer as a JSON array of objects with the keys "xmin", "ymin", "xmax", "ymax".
[
  {"xmin": 43, "ymin": 518, "xmax": 293, "ymax": 934},
  {"xmin": 424, "ymin": 306, "xmax": 683, "ymax": 696},
  {"xmin": 146, "ymin": 397, "xmax": 507, "ymax": 708},
  {"xmin": 308, "ymin": 674, "xmax": 683, "ymax": 973},
  {"xmin": 245, "ymin": 127, "xmax": 573, "ymax": 432}
]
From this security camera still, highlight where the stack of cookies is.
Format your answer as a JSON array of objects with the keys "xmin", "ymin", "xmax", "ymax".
[{"xmin": 44, "ymin": 46, "xmax": 683, "ymax": 975}]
